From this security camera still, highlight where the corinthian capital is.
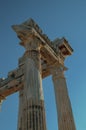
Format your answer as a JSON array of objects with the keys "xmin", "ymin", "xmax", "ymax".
[
  {"xmin": 24, "ymin": 37, "xmax": 42, "ymax": 51},
  {"xmin": 12, "ymin": 24, "xmax": 42, "ymax": 51},
  {"xmin": 51, "ymin": 65, "xmax": 67, "ymax": 80}
]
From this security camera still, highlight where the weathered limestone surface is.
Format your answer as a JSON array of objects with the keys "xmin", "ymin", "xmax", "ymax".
[
  {"xmin": 17, "ymin": 37, "xmax": 46, "ymax": 130},
  {"xmin": 51, "ymin": 65, "xmax": 76, "ymax": 130},
  {"xmin": 0, "ymin": 19, "xmax": 76, "ymax": 130}
]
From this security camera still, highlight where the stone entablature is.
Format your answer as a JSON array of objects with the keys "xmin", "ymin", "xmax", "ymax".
[{"xmin": 12, "ymin": 19, "xmax": 73, "ymax": 78}]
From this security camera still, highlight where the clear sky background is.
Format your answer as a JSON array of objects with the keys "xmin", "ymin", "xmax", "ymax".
[{"xmin": 0, "ymin": 0, "xmax": 86, "ymax": 130}]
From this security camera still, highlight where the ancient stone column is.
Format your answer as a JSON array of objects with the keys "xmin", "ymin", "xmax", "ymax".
[
  {"xmin": 17, "ymin": 36, "xmax": 47, "ymax": 130},
  {"xmin": 51, "ymin": 65, "xmax": 76, "ymax": 130}
]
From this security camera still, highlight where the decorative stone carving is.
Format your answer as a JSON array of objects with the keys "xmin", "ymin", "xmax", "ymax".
[
  {"xmin": 51, "ymin": 65, "xmax": 67, "ymax": 80},
  {"xmin": 52, "ymin": 37, "xmax": 73, "ymax": 58}
]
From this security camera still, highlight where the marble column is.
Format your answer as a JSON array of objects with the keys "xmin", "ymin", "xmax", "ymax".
[
  {"xmin": 51, "ymin": 65, "xmax": 76, "ymax": 130},
  {"xmin": 17, "ymin": 36, "xmax": 46, "ymax": 130}
]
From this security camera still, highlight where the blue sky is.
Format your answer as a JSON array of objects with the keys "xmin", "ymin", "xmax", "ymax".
[{"xmin": 0, "ymin": 0, "xmax": 86, "ymax": 130}]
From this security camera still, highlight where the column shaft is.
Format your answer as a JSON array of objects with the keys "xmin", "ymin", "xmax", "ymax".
[
  {"xmin": 17, "ymin": 37, "xmax": 47, "ymax": 130},
  {"xmin": 52, "ymin": 66, "xmax": 76, "ymax": 130}
]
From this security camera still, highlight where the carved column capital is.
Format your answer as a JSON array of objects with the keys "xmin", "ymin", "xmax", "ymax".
[
  {"xmin": 21, "ymin": 36, "xmax": 42, "ymax": 52},
  {"xmin": 51, "ymin": 65, "xmax": 68, "ymax": 80},
  {"xmin": 20, "ymin": 36, "xmax": 42, "ymax": 73}
]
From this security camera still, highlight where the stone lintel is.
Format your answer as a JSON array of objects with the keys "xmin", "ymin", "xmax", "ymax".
[{"xmin": 0, "ymin": 67, "xmax": 24, "ymax": 101}]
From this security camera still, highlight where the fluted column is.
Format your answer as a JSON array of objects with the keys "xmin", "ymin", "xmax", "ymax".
[
  {"xmin": 51, "ymin": 65, "xmax": 76, "ymax": 130},
  {"xmin": 17, "ymin": 36, "xmax": 47, "ymax": 130}
]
